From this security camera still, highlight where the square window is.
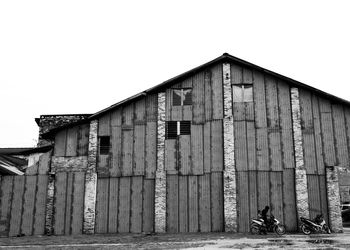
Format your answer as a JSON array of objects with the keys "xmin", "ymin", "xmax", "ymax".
[
  {"xmin": 232, "ymin": 84, "xmax": 253, "ymax": 102},
  {"xmin": 172, "ymin": 88, "xmax": 192, "ymax": 106},
  {"xmin": 166, "ymin": 121, "xmax": 191, "ymax": 139},
  {"xmin": 99, "ymin": 136, "xmax": 110, "ymax": 155}
]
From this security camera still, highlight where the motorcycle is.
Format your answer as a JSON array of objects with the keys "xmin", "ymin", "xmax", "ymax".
[
  {"xmin": 300, "ymin": 214, "xmax": 331, "ymax": 235},
  {"xmin": 251, "ymin": 214, "xmax": 286, "ymax": 235}
]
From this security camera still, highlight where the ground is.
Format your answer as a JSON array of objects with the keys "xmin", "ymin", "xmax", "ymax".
[{"xmin": 0, "ymin": 228, "xmax": 349, "ymax": 249}]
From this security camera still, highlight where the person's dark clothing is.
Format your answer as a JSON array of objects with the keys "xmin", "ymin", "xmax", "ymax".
[{"xmin": 261, "ymin": 206, "xmax": 269, "ymax": 225}]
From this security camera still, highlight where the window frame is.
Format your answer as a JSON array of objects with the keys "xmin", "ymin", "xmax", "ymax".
[
  {"xmin": 232, "ymin": 84, "xmax": 253, "ymax": 103},
  {"xmin": 172, "ymin": 88, "xmax": 192, "ymax": 106},
  {"xmin": 99, "ymin": 136, "xmax": 110, "ymax": 155}
]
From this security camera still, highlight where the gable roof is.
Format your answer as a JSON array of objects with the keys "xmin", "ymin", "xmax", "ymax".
[{"xmin": 42, "ymin": 53, "xmax": 350, "ymax": 137}]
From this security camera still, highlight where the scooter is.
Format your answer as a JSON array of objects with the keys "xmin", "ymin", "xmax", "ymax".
[
  {"xmin": 251, "ymin": 214, "xmax": 286, "ymax": 235},
  {"xmin": 300, "ymin": 214, "xmax": 331, "ymax": 235}
]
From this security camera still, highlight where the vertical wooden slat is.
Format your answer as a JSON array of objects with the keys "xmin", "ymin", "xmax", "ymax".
[
  {"xmin": 71, "ymin": 172, "xmax": 85, "ymax": 235},
  {"xmin": 237, "ymin": 172, "xmax": 249, "ymax": 232},
  {"xmin": 203, "ymin": 121, "xmax": 211, "ymax": 173},
  {"xmin": 253, "ymin": 70, "xmax": 267, "ymax": 128},
  {"xmin": 231, "ymin": 63, "xmax": 242, "ymax": 84},
  {"xmin": 130, "ymin": 176, "xmax": 143, "ymax": 233},
  {"xmin": 257, "ymin": 171, "xmax": 270, "ymax": 211},
  {"xmin": 142, "ymin": 179, "xmax": 155, "ymax": 233},
  {"xmin": 9, "ymin": 176, "xmax": 25, "ymax": 237},
  {"xmin": 319, "ymin": 98, "xmax": 336, "ymax": 166},
  {"xmin": 283, "ymin": 169, "xmax": 297, "ymax": 231},
  {"xmin": 235, "ymin": 121, "xmax": 247, "ymax": 171},
  {"xmin": 319, "ymin": 175, "xmax": 329, "ymax": 224},
  {"xmin": 110, "ymin": 125, "xmax": 122, "ymax": 177},
  {"xmin": 178, "ymin": 176, "xmax": 188, "ymax": 232},
  {"xmin": 211, "ymin": 64, "xmax": 223, "ymax": 120},
  {"xmin": 247, "ymin": 122, "xmax": 256, "ymax": 171},
  {"xmin": 108, "ymin": 177, "xmax": 119, "ymax": 233},
  {"xmin": 198, "ymin": 174, "xmax": 211, "ymax": 232},
  {"xmin": 54, "ymin": 130, "xmax": 67, "ymax": 156},
  {"xmin": 118, "ymin": 177, "xmax": 131, "ymax": 233},
  {"xmin": 95, "ymin": 178, "xmax": 109, "ymax": 234},
  {"xmin": 243, "ymin": 68, "xmax": 253, "ymax": 83},
  {"xmin": 191, "ymin": 124, "xmax": 204, "ymax": 175},
  {"xmin": 64, "ymin": 173, "xmax": 73, "ymax": 235},
  {"xmin": 21, "ymin": 175, "xmax": 37, "ymax": 236},
  {"xmin": 204, "ymin": 70, "xmax": 212, "ymax": 121},
  {"xmin": 99, "ymin": 113, "xmax": 111, "ymax": 136},
  {"xmin": 54, "ymin": 172, "xmax": 67, "ymax": 235},
  {"xmin": 179, "ymin": 135, "xmax": 191, "ymax": 175},
  {"xmin": 0, "ymin": 176, "xmax": 13, "ymax": 236},
  {"xmin": 145, "ymin": 121, "xmax": 157, "ymax": 178},
  {"xmin": 193, "ymin": 72, "xmax": 205, "ymax": 124},
  {"xmin": 77, "ymin": 123, "xmax": 90, "ymax": 156},
  {"xmin": 134, "ymin": 98, "xmax": 146, "ymax": 122},
  {"xmin": 270, "ymin": 172, "xmax": 283, "ymax": 223},
  {"xmin": 188, "ymin": 176, "xmax": 199, "ymax": 232},
  {"xmin": 33, "ymin": 175, "xmax": 48, "ymax": 235},
  {"xmin": 265, "ymin": 76, "xmax": 279, "ymax": 128},
  {"xmin": 278, "ymin": 81, "xmax": 294, "ymax": 169},
  {"xmin": 300, "ymin": 89, "xmax": 317, "ymax": 174},
  {"xmin": 307, "ymin": 175, "xmax": 321, "ymax": 219},
  {"xmin": 312, "ymin": 95, "xmax": 325, "ymax": 175},
  {"xmin": 66, "ymin": 126, "xmax": 78, "ymax": 157},
  {"xmin": 166, "ymin": 175, "xmax": 179, "ymax": 233},
  {"xmin": 211, "ymin": 120, "xmax": 223, "ymax": 171},
  {"xmin": 123, "ymin": 104, "xmax": 134, "ymax": 126},
  {"xmin": 332, "ymin": 104, "xmax": 349, "ymax": 167},
  {"xmin": 248, "ymin": 171, "xmax": 258, "ymax": 221},
  {"xmin": 134, "ymin": 124, "xmax": 145, "ymax": 175},
  {"xmin": 146, "ymin": 94, "xmax": 158, "ymax": 122},
  {"xmin": 165, "ymin": 139, "xmax": 178, "ymax": 174},
  {"xmin": 121, "ymin": 129, "xmax": 134, "ymax": 176},
  {"xmin": 211, "ymin": 172, "xmax": 224, "ymax": 232}
]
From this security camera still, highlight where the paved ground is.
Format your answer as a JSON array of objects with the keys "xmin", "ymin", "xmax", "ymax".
[{"xmin": 0, "ymin": 228, "xmax": 349, "ymax": 249}]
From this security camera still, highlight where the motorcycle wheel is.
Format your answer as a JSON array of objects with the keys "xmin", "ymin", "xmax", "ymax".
[
  {"xmin": 250, "ymin": 224, "xmax": 260, "ymax": 235},
  {"xmin": 274, "ymin": 224, "xmax": 286, "ymax": 235},
  {"xmin": 301, "ymin": 224, "xmax": 311, "ymax": 235},
  {"xmin": 323, "ymin": 225, "xmax": 331, "ymax": 234}
]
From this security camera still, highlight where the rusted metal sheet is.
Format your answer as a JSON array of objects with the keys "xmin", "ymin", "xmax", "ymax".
[
  {"xmin": 108, "ymin": 177, "xmax": 119, "ymax": 233},
  {"xmin": 71, "ymin": 172, "xmax": 85, "ymax": 235},
  {"xmin": 145, "ymin": 121, "xmax": 157, "ymax": 178},
  {"xmin": 234, "ymin": 121, "xmax": 248, "ymax": 171},
  {"xmin": 166, "ymin": 175, "xmax": 179, "ymax": 233},
  {"xmin": 0, "ymin": 176, "xmax": 13, "ymax": 236},
  {"xmin": 9, "ymin": 176, "xmax": 25, "ymax": 237},
  {"xmin": 95, "ymin": 178, "xmax": 109, "ymax": 234},
  {"xmin": 130, "ymin": 176, "xmax": 143, "ymax": 233},
  {"xmin": 311, "ymin": 95, "xmax": 325, "ymax": 175},
  {"xmin": 283, "ymin": 169, "xmax": 297, "ymax": 231},
  {"xmin": 332, "ymin": 104, "xmax": 349, "ymax": 167},
  {"xmin": 211, "ymin": 172, "xmax": 224, "ymax": 232},
  {"xmin": 188, "ymin": 176, "xmax": 199, "ymax": 232},
  {"xmin": 21, "ymin": 175, "xmax": 37, "ymax": 236},
  {"xmin": 54, "ymin": 172, "xmax": 67, "ymax": 235},
  {"xmin": 142, "ymin": 179, "xmax": 155, "ymax": 233},
  {"xmin": 211, "ymin": 64, "xmax": 223, "ymax": 120},
  {"xmin": 178, "ymin": 176, "xmax": 188, "ymax": 232},
  {"xmin": 270, "ymin": 172, "xmax": 283, "ymax": 224},
  {"xmin": 118, "ymin": 177, "xmax": 131, "ymax": 233},
  {"xmin": 54, "ymin": 129, "xmax": 67, "ymax": 156},
  {"xmin": 33, "ymin": 175, "xmax": 48, "ymax": 235},
  {"xmin": 237, "ymin": 171, "xmax": 249, "ymax": 233},
  {"xmin": 198, "ymin": 174, "xmax": 211, "ymax": 232},
  {"xmin": 191, "ymin": 124, "xmax": 204, "ymax": 175},
  {"xmin": 192, "ymin": 72, "xmax": 205, "ymax": 124},
  {"xmin": 211, "ymin": 120, "xmax": 223, "ymax": 172},
  {"xmin": 66, "ymin": 126, "xmax": 78, "ymax": 157},
  {"xmin": 133, "ymin": 124, "xmax": 145, "ymax": 176},
  {"xmin": 179, "ymin": 135, "xmax": 191, "ymax": 175}
]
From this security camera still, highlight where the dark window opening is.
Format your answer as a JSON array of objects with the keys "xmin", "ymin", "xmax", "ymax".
[
  {"xmin": 172, "ymin": 88, "xmax": 192, "ymax": 106},
  {"xmin": 99, "ymin": 136, "xmax": 110, "ymax": 155},
  {"xmin": 232, "ymin": 84, "xmax": 253, "ymax": 102},
  {"xmin": 166, "ymin": 121, "xmax": 191, "ymax": 139}
]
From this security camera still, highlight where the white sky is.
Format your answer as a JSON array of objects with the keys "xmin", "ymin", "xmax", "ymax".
[{"xmin": 1, "ymin": 0, "xmax": 350, "ymax": 147}]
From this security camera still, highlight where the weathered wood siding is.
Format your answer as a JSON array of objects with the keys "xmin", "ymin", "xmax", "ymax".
[{"xmin": 54, "ymin": 123, "xmax": 90, "ymax": 157}]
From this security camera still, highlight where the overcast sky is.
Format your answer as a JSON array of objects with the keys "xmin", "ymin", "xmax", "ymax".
[{"xmin": 1, "ymin": 0, "xmax": 349, "ymax": 147}]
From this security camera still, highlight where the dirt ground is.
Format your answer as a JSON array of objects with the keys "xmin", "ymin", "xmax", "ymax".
[{"xmin": 0, "ymin": 228, "xmax": 349, "ymax": 249}]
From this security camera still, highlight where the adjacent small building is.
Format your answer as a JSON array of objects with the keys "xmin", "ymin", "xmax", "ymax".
[{"xmin": 0, "ymin": 53, "xmax": 348, "ymax": 237}]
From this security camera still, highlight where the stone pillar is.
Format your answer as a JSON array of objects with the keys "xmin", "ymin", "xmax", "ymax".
[
  {"xmin": 45, "ymin": 174, "xmax": 55, "ymax": 235},
  {"xmin": 291, "ymin": 87, "xmax": 310, "ymax": 220},
  {"xmin": 222, "ymin": 63, "xmax": 237, "ymax": 232},
  {"xmin": 155, "ymin": 92, "xmax": 166, "ymax": 233},
  {"xmin": 83, "ymin": 119, "xmax": 98, "ymax": 234},
  {"xmin": 326, "ymin": 166, "xmax": 343, "ymax": 232}
]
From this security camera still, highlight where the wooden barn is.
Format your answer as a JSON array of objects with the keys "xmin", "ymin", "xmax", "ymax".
[{"xmin": 0, "ymin": 53, "xmax": 348, "ymax": 237}]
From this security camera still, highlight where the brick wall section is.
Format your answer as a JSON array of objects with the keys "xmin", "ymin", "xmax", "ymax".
[
  {"xmin": 36, "ymin": 114, "xmax": 90, "ymax": 146},
  {"xmin": 326, "ymin": 167, "xmax": 343, "ymax": 232},
  {"xmin": 222, "ymin": 63, "xmax": 237, "ymax": 232},
  {"xmin": 291, "ymin": 87, "xmax": 310, "ymax": 220}
]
